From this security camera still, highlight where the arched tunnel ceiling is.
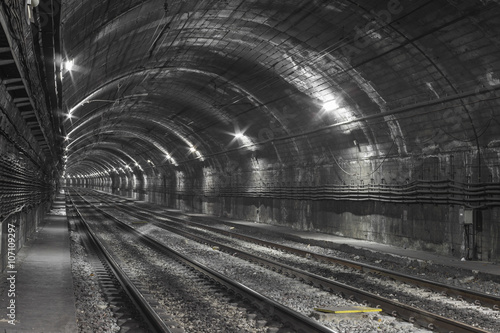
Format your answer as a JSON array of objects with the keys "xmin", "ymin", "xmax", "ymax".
[{"xmin": 61, "ymin": 0, "xmax": 500, "ymax": 178}]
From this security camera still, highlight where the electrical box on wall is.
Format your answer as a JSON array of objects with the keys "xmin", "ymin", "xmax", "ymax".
[
  {"xmin": 460, "ymin": 207, "xmax": 473, "ymax": 225},
  {"xmin": 464, "ymin": 209, "xmax": 473, "ymax": 225}
]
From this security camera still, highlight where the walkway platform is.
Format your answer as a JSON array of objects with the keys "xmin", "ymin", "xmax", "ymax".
[{"xmin": 0, "ymin": 194, "xmax": 77, "ymax": 332}]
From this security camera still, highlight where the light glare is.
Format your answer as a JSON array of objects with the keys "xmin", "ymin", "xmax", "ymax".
[
  {"xmin": 323, "ymin": 99, "xmax": 339, "ymax": 112},
  {"xmin": 64, "ymin": 59, "xmax": 74, "ymax": 71}
]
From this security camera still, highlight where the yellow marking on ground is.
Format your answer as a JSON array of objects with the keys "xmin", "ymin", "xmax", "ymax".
[{"xmin": 314, "ymin": 306, "xmax": 382, "ymax": 314}]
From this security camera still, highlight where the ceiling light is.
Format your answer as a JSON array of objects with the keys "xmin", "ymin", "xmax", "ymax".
[
  {"xmin": 323, "ymin": 99, "xmax": 339, "ymax": 112},
  {"xmin": 64, "ymin": 59, "xmax": 74, "ymax": 71},
  {"xmin": 234, "ymin": 132, "xmax": 246, "ymax": 139}
]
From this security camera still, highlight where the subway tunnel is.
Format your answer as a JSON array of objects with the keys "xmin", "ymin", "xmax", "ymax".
[
  {"xmin": 2, "ymin": 0, "xmax": 500, "ymax": 265},
  {"xmin": 1, "ymin": 0, "xmax": 500, "ymax": 275}
]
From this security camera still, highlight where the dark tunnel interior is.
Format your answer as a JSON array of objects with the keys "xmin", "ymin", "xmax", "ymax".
[{"xmin": 1, "ymin": 0, "xmax": 500, "ymax": 266}]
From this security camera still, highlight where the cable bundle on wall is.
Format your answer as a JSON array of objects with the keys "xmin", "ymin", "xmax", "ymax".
[
  {"xmin": 0, "ymin": 152, "xmax": 53, "ymax": 221},
  {"xmin": 179, "ymin": 179, "xmax": 500, "ymax": 209}
]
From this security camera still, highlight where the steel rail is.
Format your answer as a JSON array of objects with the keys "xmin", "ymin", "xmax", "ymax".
[
  {"xmin": 67, "ymin": 193, "xmax": 174, "ymax": 333},
  {"xmin": 116, "ymin": 207, "xmax": 492, "ymax": 333},
  {"xmin": 82, "ymin": 189, "xmax": 499, "ymax": 333},
  {"xmin": 93, "ymin": 190, "xmax": 500, "ymax": 311},
  {"xmin": 73, "ymin": 190, "xmax": 337, "ymax": 333},
  {"xmin": 171, "ymin": 214, "xmax": 500, "ymax": 311}
]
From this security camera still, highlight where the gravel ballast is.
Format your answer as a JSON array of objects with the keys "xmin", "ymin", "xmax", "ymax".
[{"xmin": 73, "ymin": 191, "xmax": 500, "ymax": 332}]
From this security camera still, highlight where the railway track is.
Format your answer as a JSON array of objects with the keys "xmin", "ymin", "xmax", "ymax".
[
  {"xmin": 66, "ymin": 195, "xmax": 175, "ymax": 332},
  {"xmin": 76, "ymin": 188, "xmax": 500, "ymax": 333},
  {"xmin": 128, "ymin": 203, "xmax": 500, "ymax": 309},
  {"xmin": 68, "ymin": 189, "xmax": 337, "ymax": 333}
]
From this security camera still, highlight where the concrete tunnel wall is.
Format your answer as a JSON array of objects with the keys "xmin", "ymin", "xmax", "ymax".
[
  {"xmin": 70, "ymin": 134, "xmax": 500, "ymax": 263},
  {"xmin": 0, "ymin": 0, "xmax": 62, "ymax": 273}
]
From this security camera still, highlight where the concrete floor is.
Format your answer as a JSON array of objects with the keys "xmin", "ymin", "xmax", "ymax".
[{"xmin": 0, "ymin": 196, "xmax": 77, "ymax": 332}]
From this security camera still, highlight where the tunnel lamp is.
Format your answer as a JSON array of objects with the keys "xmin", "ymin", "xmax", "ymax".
[
  {"xmin": 64, "ymin": 135, "xmax": 70, "ymax": 141},
  {"xmin": 189, "ymin": 147, "xmax": 196, "ymax": 153},
  {"xmin": 64, "ymin": 59, "xmax": 74, "ymax": 71},
  {"xmin": 234, "ymin": 132, "xmax": 245, "ymax": 139},
  {"xmin": 323, "ymin": 99, "xmax": 339, "ymax": 112}
]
